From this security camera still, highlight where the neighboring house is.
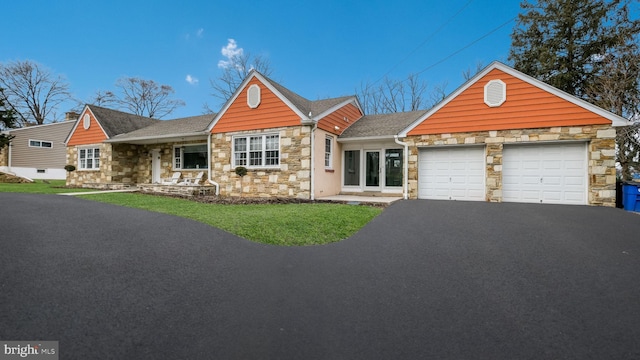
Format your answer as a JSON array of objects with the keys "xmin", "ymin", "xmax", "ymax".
[
  {"xmin": 64, "ymin": 62, "xmax": 630, "ymax": 206},
  {"xmin": 0, "ymin": 118, "xmax": 77, "ymax": 180}
]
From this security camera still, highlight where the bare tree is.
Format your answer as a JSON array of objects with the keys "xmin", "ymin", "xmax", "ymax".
[
  {"xmin": 586, "ymin": 42, "xmax": 640, "ymax": 181},
  {"xmin": 462, "ymin": 61, "xmax": 485, "ymax": 81},
  {"xmin": 210, "ymin": 51, "xmax": 273, "ymax": 105},
  {"xmin": 88, "ymin": 90, "xmax": 117, "ymax": 107},
  {"xmin": 0, "ymin": 90, "xmax": 17, "ymax": 149},
  {"xmin": 357, "ymin": 74, "xmax": 434, "ymax": 115},
  {"xmin": 428, "ymin": 81, "xmax": 449, "ymax": 108},
  {"xmin": 92, "ymin": 77, "xmax": 185, "ymax": 118},
  {"xmin": 0, "ymin": 60, "xmax": 71, "ymax": 126}
]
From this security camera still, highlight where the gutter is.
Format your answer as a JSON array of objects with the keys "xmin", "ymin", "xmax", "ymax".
[
  {"xmin": 394, "ymin": 135, "xmax": 409, "ymax": 200},
  {"xmin": 207, "ymin": 133, "xmax": 220, "ymax": 195}
]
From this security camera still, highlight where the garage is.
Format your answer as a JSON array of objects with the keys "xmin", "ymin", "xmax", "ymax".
[
  {"xmin": 418, "ymin": 146, "xmax": 485, "ymax": 201},
  {"xmin": 502, "ymin": 142, "xmax": 587, "ymax": 205}
]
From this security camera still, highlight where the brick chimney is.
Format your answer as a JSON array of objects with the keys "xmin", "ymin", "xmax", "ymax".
[{"xmin": 65, "ymin": 111, "xmax": 79, "ymax": 121}]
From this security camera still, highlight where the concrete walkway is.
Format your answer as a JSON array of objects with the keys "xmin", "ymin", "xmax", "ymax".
[
  {"xmin": 57, "ymin": 189, "xmax": 139, "ymax": 196},
  {"xmin": 317, "ymin": 194, "xmax": 402, "ymax": 204}
]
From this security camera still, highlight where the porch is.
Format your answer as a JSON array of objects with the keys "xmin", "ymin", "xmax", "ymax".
[{"xmin": 80, "ymin": 182, "xmax": 215, "ymax": 196}]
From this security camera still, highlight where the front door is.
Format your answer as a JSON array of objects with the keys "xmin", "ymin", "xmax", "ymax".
[
  {"xmin": 365, "ymin": 150, "xmax": 381, "ymax": 190},
  {"xmin": 151, "ymin": 149, "xmax": 161, "ymax": 184}
]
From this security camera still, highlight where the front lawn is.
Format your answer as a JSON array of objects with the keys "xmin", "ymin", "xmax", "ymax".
[
  {"xmin": 79, "ymin": 193, "xmax": 382, "ymax": 246},
  {"xmin": 0, "ymin": 180, "xmax": 383, "ymax": 245},
  {"xmin": 0, "ymin": 179, "xmax": 92, "ymax": 194}
]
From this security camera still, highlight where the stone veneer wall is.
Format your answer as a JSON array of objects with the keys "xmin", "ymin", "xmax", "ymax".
[
  {"xmin": 0, "ymin": 146, "xmax": 7, "ymax": 167},
  {"xmin": 211, "ymin": 126, "xmax": 312, "ymax": 198},
  {"xmin": 66, "ymin": 143, "xmax": 113, "ymax": 186},
  {"xmin": 404, "ymin": 124, "xmax": 617, "ymax": 206}
]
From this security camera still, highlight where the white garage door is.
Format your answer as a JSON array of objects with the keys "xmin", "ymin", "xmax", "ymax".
[
  {"xmin": 502, "ymin": 143, "xmax": 587, "ymax": 205},
  {"xmin": 418, "ymin": 147, "xmax": 485, "ymax": 201}
]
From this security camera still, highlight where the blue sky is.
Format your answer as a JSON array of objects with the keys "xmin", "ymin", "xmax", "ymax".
[{"xmin": 4, "ymin": 0, "xmax": 523, "ymax": 119}]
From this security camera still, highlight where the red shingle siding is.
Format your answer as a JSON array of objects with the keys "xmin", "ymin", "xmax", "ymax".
[
  {"xmin": 212, "ymin": 78, "xmax": 302, "ymax": 134},
  {"xmin": 408, "ymin": 69, "xmax": 611, "ymax": 136},
  {"xmin": 317, "ymin": 103, "xmax": 363, "ymax": 135},
  {"xmin": 66, "ymin": 109, "xmax": 108, "ymax": 145}
]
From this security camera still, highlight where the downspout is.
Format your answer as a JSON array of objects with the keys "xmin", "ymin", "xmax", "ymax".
[
  {"xmin": 394, "ymin": 135, "xmax": 409, "ymax": 200},
  {"xmin": 7, "ymin": 140, "xmax": 12, "ymax": 170},
  {"xmin": 207, "ymin": 132, "xmax": 220, "ymax": 195},
  {"xmin": 310, "ymin": 122, "xmax": 317, "ymax": 201}
]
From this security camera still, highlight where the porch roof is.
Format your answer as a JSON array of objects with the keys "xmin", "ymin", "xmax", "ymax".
[{"xmin": 106, "ymin": 114, "xmax": 215, "ymax": 144}]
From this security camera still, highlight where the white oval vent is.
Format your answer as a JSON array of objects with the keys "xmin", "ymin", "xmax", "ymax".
[
  {"xmin": 484, "ymin": 79, "xmax": 506, "ymax": 107},
  {"xmin": 247, "ymin": 84, "xmax": 261, "ymax": 109},
  {"xmin": 83, "ymin": 114, "xmax": 91, "ymax": 129}
]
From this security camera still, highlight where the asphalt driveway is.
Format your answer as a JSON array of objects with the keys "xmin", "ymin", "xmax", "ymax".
[{"xmin": 1, "ymin": 193, "xmax": 639, "ymax": 359}]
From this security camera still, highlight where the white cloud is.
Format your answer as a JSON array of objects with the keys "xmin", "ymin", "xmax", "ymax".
[
  {"xmin": 196, "ymin": 28, "xmax": 204, "ymax": 38},
  {"xmin": 185, "ymin": 74, "xmax": 199, "ymax": 85},
  {"xmin": 218, "ymin": 39, "xmax": 244, "ymax": 69}
]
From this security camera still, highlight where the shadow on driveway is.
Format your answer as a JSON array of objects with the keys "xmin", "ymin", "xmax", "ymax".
[{"xmin": 1, "ymin": 194, "xmax": 640, "ymax": 359}]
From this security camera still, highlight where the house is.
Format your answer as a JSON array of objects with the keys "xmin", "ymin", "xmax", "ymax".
[
  {"xmin": 0, "ymin": 114, "xmax": 77, "ymax": 180},
  {"xmin": 64, "ymin": 62, "xmax": 629, "ymax": 206},
  {"xmin": 64, "ymin": 105, "xmax": 162, "ymax": 185}
]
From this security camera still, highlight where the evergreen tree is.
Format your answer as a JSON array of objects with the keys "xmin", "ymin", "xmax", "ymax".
[
  {"xmin": 509, "ymin": 0, "xmax": 635, "ymax": 97},
  {"xmin": 0, "ymin": 89, "xmax": 16, "ymax": 150},
  {"xmin": 510, "ymin": 0, "xmax": 640, "ymax": 180}
]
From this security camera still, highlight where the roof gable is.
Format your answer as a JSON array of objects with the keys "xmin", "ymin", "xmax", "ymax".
[
  {"xmin": 208, "ymin": 72, "xmax": 309, "ymax": 133},
  {"xmin": 208, "ymin": 71, "xmax": 361, "ymax": 134},
  {"xmin": 65, "ymin": 105, "xmax": 160, "ymax": 145},
  {"xmin": 400, "ymin": 62, "xmax": 630, "ymax": 137}
]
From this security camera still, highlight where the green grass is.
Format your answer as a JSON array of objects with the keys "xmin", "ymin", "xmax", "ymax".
[
  {"xmin": 0, "ymin": 180, "xmax": 93, "ymax": 194},
  {"xmin": 78, "ymin": 193, "xmax": 382, "ymax": 246},
  {"xmin": 0, "ymin": 180, "xmax": 383, "ymax": 245}
]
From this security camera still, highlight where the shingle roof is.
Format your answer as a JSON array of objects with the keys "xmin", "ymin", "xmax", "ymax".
[
  {"xmin": 339, "ymin": 110, "xmax": 428, "ymax": 139},
  {"xmin": 88, "ymin": 105, "xmax": 160, "ymax": 137},
  {"xmin": 261, "ymin": 73, "xmax": 355, "ymax": 118},
  {"xmin": 109, "ymin": 114, "xmax": 214, "ymax": 141}
]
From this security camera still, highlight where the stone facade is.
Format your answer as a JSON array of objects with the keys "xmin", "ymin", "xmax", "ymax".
[
  {"xmin": 211, "ymin": 126, "xmax": 312, "ymax": 199},
  {"xmin": 67, "ymin": 141, "xmax": 210, "ymax": 187},
  {"xmin": 66, "ymin": 143, "xmax": 113, "ymax": 186},
  {"xmin": 0, "ymin": 146, "xmax": 7, "ymax": 167},
  {"xmin": 404, "ymin": 125, "xmax": 617, "ymax": 206}
]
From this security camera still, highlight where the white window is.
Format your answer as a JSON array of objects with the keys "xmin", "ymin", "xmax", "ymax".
[
  {"xmin": 78, "ymin": 147, "xmax": 100, "ymax": 170},
  {"xmin": 233, "ymin": 134, "xmax": 280, "ymax": 168},
  {"xmin": 29, "ymin": 139, "xmax": 53, "ymax": 148},
  {"xmin": 325, "ymin": 136, "xmax": 333, "ymax": 168},
  {"xmin": 173, "ymin": 144, "xmax": 208, "ymax": 169}
]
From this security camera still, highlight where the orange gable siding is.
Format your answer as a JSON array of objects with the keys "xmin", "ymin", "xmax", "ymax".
[
  {"xmin": 408, "ymin": 68, "xmax": 611, "ymax": 136},
  {"xmin": 211, "ymin": 78, "xmax": 302, "ymax": 134},
  {"xmin": 317, "ymin": 103, "xmax": 363, "ymax": 135},
  {"xmin": 66, "ymin": 109, "xmax": 108, "ymax": 145}
]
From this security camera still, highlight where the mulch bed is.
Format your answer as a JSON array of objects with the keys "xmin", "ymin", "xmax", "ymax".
[{"xmin": 137, "ymin": 190, "xmax": 388, "ymax": 207}]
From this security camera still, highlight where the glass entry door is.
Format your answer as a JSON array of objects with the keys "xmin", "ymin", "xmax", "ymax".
[{"xmin": 365, "ymin": 151, "xmax": 381, "ymax": 189}]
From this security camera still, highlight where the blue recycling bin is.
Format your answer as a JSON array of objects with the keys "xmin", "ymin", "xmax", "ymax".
[{"xmin": 622, "ymin": 183, "xmax": 640, "ymax": 212}]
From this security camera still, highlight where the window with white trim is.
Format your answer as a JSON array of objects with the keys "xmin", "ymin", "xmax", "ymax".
[
  {"xmin": 173, "ymin": 144, "xmax": 208, "ymax": 169},
  {"xmin": 233, "ymin": 134, "xmax": 280, "ymax": 168},
  {"xmin": 325, "ymin": 136, "xmax": 333, "ymax": 168},
  {"xmin": 29, "ymin": 139, "xmax": 53, "ymax": 148},
  {"xmin": 79, "ymin": 147, "xmax": 100, "ymax": 170}
]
